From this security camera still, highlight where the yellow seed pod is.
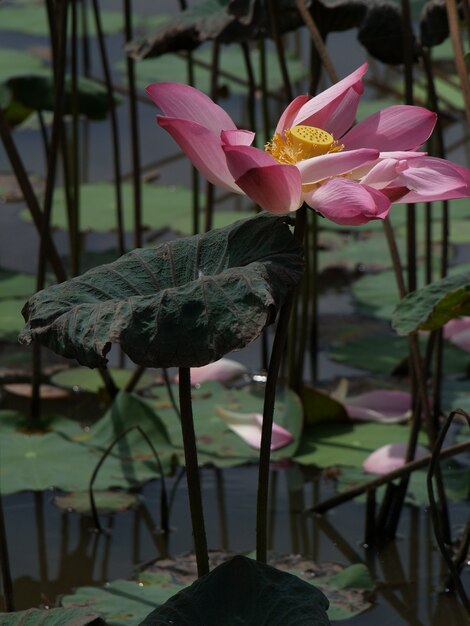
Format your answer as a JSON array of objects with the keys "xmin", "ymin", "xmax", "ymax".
[{"xmin": 289, "ymin": 125, "xmax": 334, "ymax": 157}]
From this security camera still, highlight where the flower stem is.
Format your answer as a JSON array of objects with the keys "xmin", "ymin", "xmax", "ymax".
[
  {"xmin": 256, "ymin": 208, "xmax": 306, "ymax": 563},
  {"xmin": 178, "ymin": 367, "xmax": 209, "ymax": 576}
]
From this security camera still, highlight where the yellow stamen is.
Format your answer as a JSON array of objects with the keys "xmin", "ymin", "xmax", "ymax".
[{"xmin": 265, "ymin": 124, "xmax": 343, "ymax": 165}]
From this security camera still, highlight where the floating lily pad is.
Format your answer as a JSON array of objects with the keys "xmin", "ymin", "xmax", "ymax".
[
  {"xmin": 0, "ymin": 172, "xmax": 44, "ymax": 202},
  {"xmin": 0, "ymin": 393, "xmax": 174, "ymax": 495},
  {"xmin": 328, "ymin": 333, "xmax": 470, "ymax": 375},
  {"xmin": 62, "ymin": 552, "xmax": 372, "ymax": 625},
  {"xmin": 51, "ymin": 367, "xmax": 155, "ymax": 393},
  {"xmin": 0, "ymin": 607, "xmax": 105, "ymax": 625},
  {"xmin": 54, "ymin": 490, "xmax": 139, "ymax": 514},
  {"xmin": 124, "ymin": 46, "xmax": 308, "ymax": 96},
  {"xmin": 0, "ymin": 269, "xmax": 37, "ymax": 299},
  {"xmin": 294, "ymin": 420, "xmax": 428, "ymax": 469},
  {"xmin": 319, "ymin": 231, "xmax": 407, "ymax": 273},
  {"xmin": 0, "ymin": 48, "xmax": 44, "ymax": 83},
  {"xmin": 0, "ymin": 299, "xmax": 28, "ymax": 343},
  {"xmin": 20, "ymin": 181, "xmax": 253, "ymax": 235},
  {"xmin": 4, "ymin": 73, "xmax": 121, "ymax": 120},
  {"xmin": 151, "ymin": 380, "xmax": 303, "ymax": 466},
  {"xmin": 0, "ymin": 5, "xmax": 126, "ymax": 37},
  {"xmin": 353, "ymin": 263, "xmax": 470, "ymax": 321},
  {"xmin": 2, "ymin": 383, "xmax": 71, "ymax": 400},
  {"xmin": 61, "ymin": 574, "xmax": 185, "ymax": 626},
  {"xmin": 337, "ymin": 462, "xmax": 470, "ymax": 506}
]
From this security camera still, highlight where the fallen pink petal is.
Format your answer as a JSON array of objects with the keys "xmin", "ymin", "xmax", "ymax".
[
  {"xmin": 443, "ymin": 317, "xmax": 470, "ymax": 352},
  {"xmin": 363, "ymin": 443, "xmax": 429, "ymax": 475},
  {"xmin": 147, "ymin": 63, "xmax": 470, "ymax": 225},
  {"xmin": 345, "ymin": 389, "xmax": 412, "ymax": 423},
  {"xmin": 215, "ymin": 406, "xmax": 293, "ymax": 451}
]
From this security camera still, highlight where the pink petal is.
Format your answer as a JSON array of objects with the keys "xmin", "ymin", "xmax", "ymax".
[
  {"xmin": 146, "ymin": 82, "xmax": 236, "ymax": 135},
  {"xmin": 174, "ymin": 358, "xmax": 249, "ymax": 385},
  {"xmin": 276, "ymin": 95, "xmax": 311, "ymax": 134},
  {"xmin": 291, "ymin": 63, "xmax": 368, "ymax": 133},
  {"xmin": 216, "ymin": 407, "xmax": 293, "ymax": 450},
  {"xmin": 158, "ymin": 116, "xmax": 241, "ymax": 192},
  {"xmin": 221, "ymin": 129, "xmax": 255, "ymax": 146},
  {"xmin": 341, "ymin": 106, "xmax": 436, "ymax": 152},
  {"xmin": 346, "ymin": 390, "xmax": 412, "ymax": 423},
  {"xmin": 363, "ymin": 443, "xmax": 428, "ymax": 475},
  {"xmin": 297, "ymin": 148, "xmax": 379, "ymax": 185},
  {"xmin": 447, "ymin": 328, "xmax": 470, "ymax": 352},
  {"xmin": 396, "ymin": 156, "xmax": 470, "ymax": 202},
  {"xmin": 223, "ymin": 145, "xmax": 302, "ymax": 213},
  {"xmin": 443, "ymin": 317, "xmax": 470, "ymax": 340},
  {"xmin": 305, "ymin": 178, "xmax": 391, "ymax": 225},
  {"xmin": 359, "ymin": 158, "xmax": 402, "ymax": 188}
]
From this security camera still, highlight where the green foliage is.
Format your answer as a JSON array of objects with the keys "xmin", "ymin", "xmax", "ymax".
[
  {"xmin": 20, "ymin": 182, "xmax": 253, "ymax": 234},
  {"xmin": 61, "ymin": 574, "xmax": 185, "ymax": 626},
  {"xmin": 393, "ymin": 271, "xmax": 470, "ymax": 335},
  {"xmin": 0, "ymin": 48, "xmax": 44, "ymax": 83},
  {"xmin": 294, "ymin": 421, "xmax": 428, "ymax": 469},
  {"xmin": 125, "ymin": 46, "xmax": 307, "ymax": 96},
  {"xmin": 54, "ymin": 490, "xmax": 138, "ymax": 514},
  {"xmin": 140, "ymin": 556, "xmax": 330, "ymax": 625},
  {"xmin": 51, "ymin": 367, "xmax": 155, "ymax": 393},
  {"xmin": 20, "ymin": 213, "xmax": 304, "ymax": 369},
  {"xmin": 0, "ymin": 5, "xmax": 127, "ymax": 37},
  {"xmin": 152, "ymin": 381, "xmax": 303, "ymax": 465},
  {"xmin": 301, "ymin": 385, "xmax": 348, "ymax": 425},
  {"xmin": 0, "ymin": 383, "xmax": 302, "ymax": 494},
  {"xmin": 0, "ymin": 607, "xmax": 105, "ymax": 625},
  {"xmin": 3, "ymin": 74, "xmax": 121, "ymax": 121}
]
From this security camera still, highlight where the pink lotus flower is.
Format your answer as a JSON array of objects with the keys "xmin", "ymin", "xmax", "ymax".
[{"xmin": 146, "ymin": 63, "xmax": 470, "ymax": 225}]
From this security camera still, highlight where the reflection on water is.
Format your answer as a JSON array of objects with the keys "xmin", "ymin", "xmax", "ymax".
[{"xmin": 3, "ymin": 464, "xmax": 469, "ymax": 624}]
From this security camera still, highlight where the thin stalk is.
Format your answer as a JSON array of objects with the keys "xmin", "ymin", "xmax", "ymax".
[
  {"xmin": 70, "ymin": 0, "xmax": 80, "ymax": 276},
  {"xmin": 382, "ymin": 218, "xmax": 450, "ymax": 541},
  {"xmin": 295, "ymin": 0, "xmax": 338, "ymax": 83},
  {"xmin": 178, "ymin": 367, "xmax": 209, "ymax": 576},
  {"xmin": 241, "ymin": 42, "xmax": 257, "ymax": 140},
  {"xmin": 0, "ymin": 495, "xmax": 14, "ymax": 611},
  {"xmin": 32, "ymin": 0, "xmax": 69, "ymax": 424},
  {"xmin": 124, "ymin": 0, "xmax": 143, "ymax": 249},
  {"xmin": 92, "ymin": 0, "xmax": 125, "ymax": 255},
  {"xmin": 427, "ymin": 409, "xmax": 470, "ymax": 614},
  {"xmin": 267, "ymin": 0, "xmax": 293, "ymax": 101},
  {"xmin": 445, "ymin": 0, "xmax": 470, "ymax": 131},
  {"xmin": 309, "ymin": 211, "xmax": 319, "ymax": 382},
  {"xmin": 89, "ymin": 424, "xmax": 169, "ymax": 533},
  {"xmin": 256, "ymin": 207, "xmax": 306, "ymax": 562}
]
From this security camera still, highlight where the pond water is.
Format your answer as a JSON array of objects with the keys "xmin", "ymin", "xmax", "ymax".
[{"xmin": 1, "ymin": 0, "xmax": 470, "ymax": 623}]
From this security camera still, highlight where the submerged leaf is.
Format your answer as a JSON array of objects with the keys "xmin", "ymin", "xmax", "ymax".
[{"xmin": 20, "ymin": 213, "xmax": 304, "ymax": 369}]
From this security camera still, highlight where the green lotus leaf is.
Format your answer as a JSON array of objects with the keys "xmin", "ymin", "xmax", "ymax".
[
  {"xmin": 20, "ymin": 213, "xmax": 304, "ymax": 369},
  {"xmin": 5, "ymin": 73, "xmax": 121, "ymax": 120},
  {"xmin": 393, "ymin": 271, "xmax": 470, "ymax": 335},
  {"xmin": 140, "ymin": 556, "xmax": 330, "ymax": 626}
]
